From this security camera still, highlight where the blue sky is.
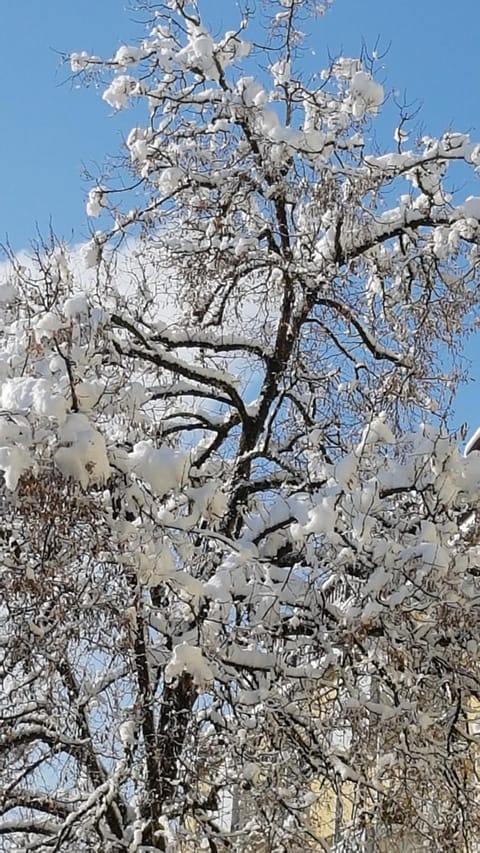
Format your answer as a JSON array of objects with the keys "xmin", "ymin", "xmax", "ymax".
[{"xmin": 1, "ymin": 0, "xmax": 480, "ymax": 429}]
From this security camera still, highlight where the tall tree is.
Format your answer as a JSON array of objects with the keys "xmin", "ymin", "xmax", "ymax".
[{"xmin": 2, "ymin": 1, "xmax": 480, "ymax": 850}]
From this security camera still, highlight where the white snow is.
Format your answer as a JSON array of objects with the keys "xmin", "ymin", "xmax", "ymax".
[
  {"xmin": 129, "ymin": 440, "xmax": 188, "ymax": 497},
  {"xmin": 113, "ymin": 45, "xmax": 146, "ymax": 67},
  {"xmin": 54, "ymin": 413, "xmax": 110, "ymax": 488},
  {"xmin": 158, "ymin": 167, "xmax": 183, "ymax": 195},
  {"xmin": 74, "ymin": 380, "xmax": 103, "ymax": 412},
  {"xmin": 63, "ymin": 293, "xmax": 89, "ymax": 318},
  {"xmin": 356, "ymin": 414, "xmax": 395, "ymax": 455},
  {"xmin": 102, "ymin": 75, "xmax": 135, "ymax": 110},
  {"xmin": 0, "ymin": 446, "xmax": 33, "ymax": 490},
  {"xmin": 270, "ymin": 59, "xmax": 291, "ymax": 86},
  {"xmin": 137, "ymin": 539, "xmax": 176, "ymax": 587},
  {"xmin": 335, "ymin": 453, "xmax": 358, "ymax": 492},
  {"xmin": 165, "ymin": 642, "xmax": 214, "ymax": 686},
  {"xmin": 349, "ymin": 70, "xmax": 384, "ymax": 118},
  {"xmin": 34, "ymin": 312, "xmax": 63, "ymax": 338},
  {"xmin": 291, "ymin": 496, "xmax": 337, "ymax": 539},
  {"xmin": 86, "ymin": 188, "xmax": 105, "ymax": 218},
  {"xmin": 118, "ymin": 719, "xmax": 137, "ymax": 749},
  {"xmin": 0, "ymin": 377, "xmax": 67, "ymax": 422},
  {"xmin": 458, "ymin": 196, "xmax": 480, "ymax": 221}
]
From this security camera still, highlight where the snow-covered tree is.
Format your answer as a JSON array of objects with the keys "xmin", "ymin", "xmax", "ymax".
[{"xmin": 3, "ymin": 1, "xmax": 480, "ymax": 850}]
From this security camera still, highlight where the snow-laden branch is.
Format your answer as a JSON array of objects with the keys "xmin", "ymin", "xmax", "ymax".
[{"xmin": 2, "ymin": 2, "xmax": 480, "ymax": 851}]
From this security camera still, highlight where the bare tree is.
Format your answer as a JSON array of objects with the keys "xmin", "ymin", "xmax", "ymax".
[{"xmin": 2, "ymin": 1, "xmax": 480, "ymax": 850}]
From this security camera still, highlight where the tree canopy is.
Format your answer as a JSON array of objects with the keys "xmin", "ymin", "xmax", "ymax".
[{"xmin": 2, "ymin": 1, "xmax": 480, "ymax": 850}]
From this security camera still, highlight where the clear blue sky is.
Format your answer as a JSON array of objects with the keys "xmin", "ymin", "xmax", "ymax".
[{"xmin": 1, "ymin": 0, "xmax": 479, "ymax": 428}]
